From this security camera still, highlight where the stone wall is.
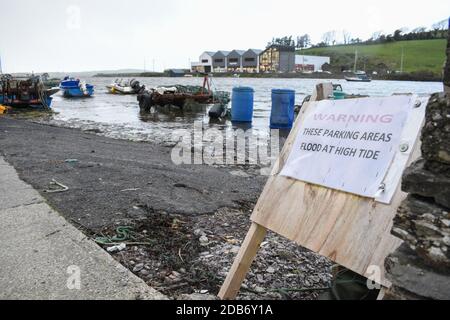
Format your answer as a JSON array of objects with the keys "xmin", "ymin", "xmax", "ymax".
[
  {"xmin": 384, "ymin": 93, "xmax": 450, "ymax": 300},
  {"xmin": 445, "ymin": 18, "xmax": 450, "ymax": 94}
]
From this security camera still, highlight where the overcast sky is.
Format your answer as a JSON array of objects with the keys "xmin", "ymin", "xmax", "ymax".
[{"xmin": 1, "ymin": 0, "xmax": 448, "ymax": 73}]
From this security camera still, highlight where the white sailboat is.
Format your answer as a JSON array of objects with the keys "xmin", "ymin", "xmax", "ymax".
[{"xmin": 345, "ymin": 48, "xmax": 372, "ymax": 82}]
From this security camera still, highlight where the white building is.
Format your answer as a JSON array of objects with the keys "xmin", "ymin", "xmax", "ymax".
[
  {"xmin": 295, "ymin": 55, "xmax": 330, "ymax": 72},
  {"xmin": 191, "ymin": 51, "xmax": 215, "ymax": 73}
]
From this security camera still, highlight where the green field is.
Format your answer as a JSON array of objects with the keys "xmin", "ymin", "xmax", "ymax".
[{"xmin": 301, "ymin": 39, "xmax": 447, "ymax": 75}]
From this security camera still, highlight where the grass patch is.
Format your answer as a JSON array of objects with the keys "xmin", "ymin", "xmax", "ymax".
[{"xmin": 301, "ymin": 39, "xmax": 446, "ymax": 75}]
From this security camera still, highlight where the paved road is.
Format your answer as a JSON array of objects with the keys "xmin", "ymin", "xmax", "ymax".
[{"xmin": 0, "ymin": 156, "xmax": 166, "ymax": 300}]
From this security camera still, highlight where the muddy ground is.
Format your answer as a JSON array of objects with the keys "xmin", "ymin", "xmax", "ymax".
[{"xmin": 0, "ymin": 116, "xmax": 332, "ymax": 300}]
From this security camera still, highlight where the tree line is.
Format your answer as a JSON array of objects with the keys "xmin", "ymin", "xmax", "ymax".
[{"xmin": 267, "ymin": 19, "xmax": 449, "ymax": 49}]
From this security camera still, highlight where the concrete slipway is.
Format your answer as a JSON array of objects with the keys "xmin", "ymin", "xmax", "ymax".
[{"xmin": 0, "ymin": 156, "xmax": 166, "ymax": 300}]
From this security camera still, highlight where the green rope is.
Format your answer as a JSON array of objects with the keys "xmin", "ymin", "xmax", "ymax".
[{"xmin": 94, "ymin": 226, "xmax": 135, "ymax": 245}]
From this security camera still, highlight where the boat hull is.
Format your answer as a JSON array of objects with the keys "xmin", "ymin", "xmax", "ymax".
[
  {"xmin": 152, "ymin": 93, "xmax": 213, "ymax": 108},
  {"xmin": 107, "ymin": 85, "xmax": 134, "ymax": 94},
  {"xmin": 0, "ymin": 94, "xmax": 53, "ymax": 108},
  {"xmin": 60, "ymin": 79, "xmax": 94, "ymax": 97},
  {"xmin": 345, "ymin": 76, "xmax": 372, "ymax": 82},
  {"xmin": 345, "ymin": 78, "xmax": 372, "ymax": 82},
  {"xmin": 61, "ymin": 87, "xmax": 94, "ymax": 97}
]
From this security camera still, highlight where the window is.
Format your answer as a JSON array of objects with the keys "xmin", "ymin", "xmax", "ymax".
[
  {"xmin": 202, "ymin": 59, "xmax": 209, "ymax": 63},
  {"xmin": 229, "ymin": 58, "xmax": 239, "ymax": 63},
  {"xmin": 245, "ymin": 58, "xmax": 256, "ymax": 62},
  {"xmin": 214, "ymin": 59, "xmax": 224, "ymax": 63}
]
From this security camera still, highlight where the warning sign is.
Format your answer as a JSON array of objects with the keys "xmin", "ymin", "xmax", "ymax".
[{"xmin": 280, "ymin": 96, "xmax": 415, "ymax": 200}]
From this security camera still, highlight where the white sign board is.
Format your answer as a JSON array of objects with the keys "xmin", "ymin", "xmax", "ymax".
[{"xmin": 280, "ymin": 96, "xmax": 419, "ymax": 202}]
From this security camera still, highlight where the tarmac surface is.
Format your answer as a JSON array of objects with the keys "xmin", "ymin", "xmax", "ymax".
[
  {"xmin": 0, "ymin": 118, "xmax": 266, "ymax": 232},
  {"xmin": 0, "ymin": 156, "xmax": 166, "ymax": 300}
]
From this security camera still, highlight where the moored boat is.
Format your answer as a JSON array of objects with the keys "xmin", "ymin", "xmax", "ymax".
[
  {"xmin": 0, "ymin": 74, "xmax": 57, "ymax": 108},
  {"xmin": 137, "ymin": 75, "xmax": 229, "ymax": 111},
  {"xmin": 345, "ymin": 74, "xmax": 372, "ymax": 82},
  {"xmin": 60, "ymin": 77, "xmax": 94, "ymax": 97},
  {"xmin": 106, "ymin": 78, "xmax": 145, "ymax": 94}
]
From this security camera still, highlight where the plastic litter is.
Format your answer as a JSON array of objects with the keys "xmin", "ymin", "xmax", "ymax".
[{"xmin": 106, "ymin": 243, "xmax": 127, "ymax": 253}]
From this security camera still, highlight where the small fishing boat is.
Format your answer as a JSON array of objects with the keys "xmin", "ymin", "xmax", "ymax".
[
  {"xmin": 0, "ymin": 74, "xmax": 57, "ymax": 108},
  {"xmin": 345, "ymin": 74, "xmax": 372, "ymax": 82},
  {"xmin": 106, "ymin": 78, "xmax": 145, "ymax": 94},
  {"xmin": 137, "ymin": 75, "xmax": 230, "ymax": 112},
  {"xmin": 60, "ymin": 77, "xmax": 94, "ymax": 97}
]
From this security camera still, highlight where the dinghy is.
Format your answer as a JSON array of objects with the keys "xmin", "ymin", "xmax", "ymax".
[
  {"xmin": 106, "ymin": 78, "xmax": 145, "ymax": 95},
  {"xmin": 60, "ymin": 77, "xmax": 94, "ymax": 97}
]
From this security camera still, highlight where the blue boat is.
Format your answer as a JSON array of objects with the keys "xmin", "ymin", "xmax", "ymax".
[{"xmin": 60, "ymin": 77, "xmax": 94, "ymax": 97}]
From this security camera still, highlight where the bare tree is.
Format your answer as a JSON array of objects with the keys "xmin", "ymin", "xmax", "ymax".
[
  {"xmin": 433, "ymin": 19, "xmax": 448, "ymax": 31},
  {"xmin": 412, "ymin": 27, "xmax": 426, "ymax": 33},
  {"xmin": 342, "ymin": 30, "xmax": 352, "ymax": 44},
  {"xmin": 322, "ymin": 30, "xmax": 337, "ymax": 46},
  {"xmin": 371, "ymin": 30, "xmax": 383, "ymax": 41}
]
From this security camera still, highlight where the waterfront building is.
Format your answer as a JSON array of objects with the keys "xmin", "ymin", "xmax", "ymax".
[
  {"xmin": 191, "ymin": 51, "xmax": 215, "ymax": 73},
  {"xmin": 295, "ymin": 55, "xmax": 331, "ymax": 72},
  {"xmin": 212, "ymin": 51, "xmax": 230, "ymax": 73},
  {"xmin": 227, "ymin": 50, "xmax": 246, "ymax": 72},
  {"xmin": 259, "ymin": 45, "xmax": 296, "ymax": 73},
  {"xmin": 165, "ymin": 69, "xmax": 188, "ymax": 77},
  {"xmin": 242, "ymin": 49, "xmax": 262, "ymax": 73}
]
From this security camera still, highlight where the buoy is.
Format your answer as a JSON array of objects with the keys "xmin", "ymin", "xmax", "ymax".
[{"xmin": 0, "ymin": 105, "xmax": 8, "ymax": 115}]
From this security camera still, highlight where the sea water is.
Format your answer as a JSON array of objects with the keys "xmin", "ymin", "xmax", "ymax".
[{"xmin": 48, "ymin": 77, "xmax": 442, "ymax": 145}]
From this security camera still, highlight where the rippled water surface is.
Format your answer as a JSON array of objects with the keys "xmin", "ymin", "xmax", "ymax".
[{"xmin": 49, "ymin": 77, "xmax": 443, "ymax": 143}]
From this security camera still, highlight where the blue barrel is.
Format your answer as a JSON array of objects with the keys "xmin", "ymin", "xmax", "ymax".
[
  {"xmin": 231, "ymin": 87, "xmax": 254, "ymax": 123},
  {"xmin": 270, "ymin": 89, "xmax": 296, "ymax": 129}
]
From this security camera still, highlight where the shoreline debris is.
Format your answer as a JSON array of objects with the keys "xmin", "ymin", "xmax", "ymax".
[{"xmin": 44, "ymin": 179, "xmax": 69, "ymax": 194}]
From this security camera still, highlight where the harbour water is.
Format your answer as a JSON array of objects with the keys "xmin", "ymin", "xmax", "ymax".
[{"xmin": 48, "ymin": 77, "xmax": 443, "ymax": 144}]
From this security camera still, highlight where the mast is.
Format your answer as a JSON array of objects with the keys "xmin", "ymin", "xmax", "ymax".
[
  {"xmin": 0, "ymin": 53, "xmax": 3, "ymax": 74},
  {"xmin": 353, "ymin": 49, "xmax": 358, "ymax": 73}
]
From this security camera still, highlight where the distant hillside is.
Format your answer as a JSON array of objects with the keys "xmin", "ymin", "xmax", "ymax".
[
  {"xmin": 300, "ymin": 39, "xmax": 446, "ymax": 76},
  {"xmin": 44, "ymin": 69, "xmax": 145, "ymax": 78}
]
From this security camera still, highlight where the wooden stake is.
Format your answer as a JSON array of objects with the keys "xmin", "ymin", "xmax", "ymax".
[
  {"xmin": 377, "ymin": 287, "xmax": 388, "ymax": 300},
  {"xmin": 218, "ymin": 223, "xmax": 267, "ymax": 300}
]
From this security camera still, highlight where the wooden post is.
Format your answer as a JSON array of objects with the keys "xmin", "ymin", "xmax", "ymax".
[
  {"xmin": 218, "ymin": 223, "xmax": 267, "ymax": 300},
  {"xmin": 311, "ymin": 83, "xmax": 333, "ymax": 101}
]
